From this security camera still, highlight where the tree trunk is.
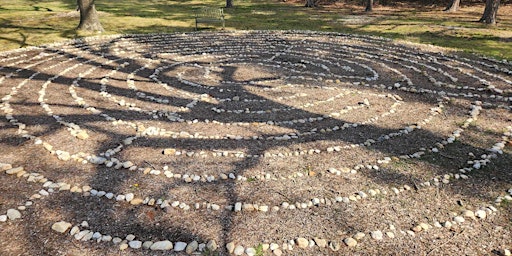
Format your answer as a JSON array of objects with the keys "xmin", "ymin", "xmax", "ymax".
[
  {"xmin": 444, "ymin": 0, "xmax": 460, "ymax": 12},
  {"xmin": 305, "ymin": 0, "xmax": 317, "ymax": 7},
  {"xmin": 479, "ymin": 0, "xmax": 500, "ymax": 25},
  {"xmin": 365, "ymin": 0, "xmax": 373, "ymax": 12},
  {"xmin": 77, "ymin": 0, "xmax": 104, "ymax": 32},
  {"xmin": 226, "ymin": 0, "xmax": 233, "ymax": 8}
]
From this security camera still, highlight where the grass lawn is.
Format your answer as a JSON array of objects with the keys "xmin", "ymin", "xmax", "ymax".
[{"xmin": 0, "ymin": 0, "xmax": 511, "ymax": 59}]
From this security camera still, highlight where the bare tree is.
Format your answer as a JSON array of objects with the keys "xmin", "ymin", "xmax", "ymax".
[
  {"xmin": 479, "ymin": 0, "xmax": 500, "ymax": 25},
  {"xmin": 226, "ymin": 0, "xmax": 233, "ymax": 8},
  {"xmin": 305, "ymin": 0, "xmax": 319, "ymax": 7},
  {"xmin": 77, "ymin": 0, "xmax": 103, "ymax": 32},
  {"xmin": 365, "ymin": 0, "xmax": 373, "ymax": 12},
  {"xmin": 444, "ymin": 0, "xmax": 461, "ymax": 12}
]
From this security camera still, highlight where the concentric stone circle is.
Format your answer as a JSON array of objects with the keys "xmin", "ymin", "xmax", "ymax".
[{"xmin": 0, "ymin": 30, "xmax": 511, "ymax": 255}]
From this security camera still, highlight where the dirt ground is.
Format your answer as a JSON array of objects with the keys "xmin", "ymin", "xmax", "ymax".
[{"xmin": 0, "ymin": 31, "xmax": 511, "ymax": 255}]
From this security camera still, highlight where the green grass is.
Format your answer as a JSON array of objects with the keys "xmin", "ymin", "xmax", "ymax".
[{"xmin": 0, "ymin": 0, "xmax": 511, "ymax": 59}]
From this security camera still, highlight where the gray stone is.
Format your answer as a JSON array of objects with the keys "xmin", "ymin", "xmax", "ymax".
[
  {"xmin": 174, "ymin": 242, "xmax": 187, "ymax": 251},
  {"xmin": 129, "ymin": 240, "xmax": 142, "ymax": 249},
  {"xmin": 329, "ymin": 241, "xmax": 341, "ymax": 251},
  {"xmin": 142, "ymin": 241, "xmax": 153, "ymax": 249},
  {"xmin": 186, "ymin": 240, "xmax": 198, "ymax": 254},
  {"xmin": 206, "ymin": 240, "xmax": 218, "ymax": 251}
]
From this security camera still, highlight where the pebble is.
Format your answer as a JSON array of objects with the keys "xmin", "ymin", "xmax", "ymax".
[
  {"xmin": 174, "ymin": 241, "xmax": 187, "ymax": 251},
  {"xmin": 234, "ymin": 245, "xmax": 245, "ymax": 255},
  {"xmin": 206, "ymin": 240, "xmax": 218, "ymax": 251},
  {"xmin": 313, "ymin": 237, "xmax": 327, "ymax": 248},
  {"xmin": 142, "ymin": 241, "xmax": 153, "ymax": 249},
  {"xmin": 273, "ymin": 249, "xmax": 283, "ymax": 256},
  {"xmin": 51, "ymin": 221, "xmax": 72, "ymax": 233},
  {"xmin": 463, "ymin": 210, "xmax": 475, "ymax": 220},
  {"xmin": 354, "ymin": 232, "xmax": 366, "ymax": 240},
  {"xmin": 245, "ymin": 247, "xmax": 256, "ymax": 256},
  {"xmin": 6, "ymin": 209, "xmax": 21, "ymax": 220},
  {"xmin": 125, "ymin": 193, "xmax": 134, "ymax": 202},
  {"xmin": 386, "ymin": 232, "xmax": 395, "ymax": 239},
  {"xmin": 328, "ymin": 241, "xmax": 341, "ymax": 251},
  {"xmin": 129, "ymin": 240, "xmax": 142, "ymax": 249},
  {"xmin": 344, "ymin": 237, "xmax": 357, "ymax": 247},
  {"xmin": 0, "ymin": 215, "xmax": 7, "ymax": 222},
  {"xmin": 297, "ymin": 237, "xmax": 309, "ymax": 248},
  {"xmin": 475, "ymin": 210, "xmax": 487, "ymax": 219},
  {"xmin": 371, "ymin": 230, "xmax": 383, "ymax": 240},
  {"xmin": 186, "ymin": 240, "xmax": 198, "ymax": 254},
  {"xmin": 150, "ymin": 240, "xmax": 173, "ymax": 250},
  {"xmin": 454, "ymin": 216, "xmax": 465, "ymax": 223},
  {"xmin": 226, "ymin": 242, "xmax": 235, "ymax": 253},
  {"xmin": 119, "ymin": 243, "xmax": 128, "ymax": 250}
]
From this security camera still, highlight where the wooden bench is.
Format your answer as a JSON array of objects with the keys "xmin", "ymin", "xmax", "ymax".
[{"xmin": 195, "ymin": 7, "xmax": 225, "ymax": 31}]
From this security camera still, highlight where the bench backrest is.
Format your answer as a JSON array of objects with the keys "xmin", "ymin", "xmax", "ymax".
[{"xmin": 196, "ymin": 7, "xmax": 224, "ymax": 19}]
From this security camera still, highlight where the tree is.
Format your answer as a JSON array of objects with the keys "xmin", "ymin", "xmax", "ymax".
[
  {"xmin": 226, "ymin": 0, "xmax": 233, "ymax": 8},
  {"xmin": 444, "ymin": 0, "xmax": 460, "ymax": 12},
  {"xmin": 305, "ymin": 0, "xmax": 319, "ymax": 7},
  {"xmin": 479, "ymin": 0, "xmax": 500, "ymax": 25},
  {"xmin": 77, "ymin": 0, "xmax": 104, "ymax": 32},
  {"xmin": 365, "ymin": 0, "xmax": 373, "ymax": 12}
]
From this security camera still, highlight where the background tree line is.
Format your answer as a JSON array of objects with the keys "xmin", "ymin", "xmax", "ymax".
[{"xmin": 77, "ymin": 0, "xmax": 507, "ymax": 33}]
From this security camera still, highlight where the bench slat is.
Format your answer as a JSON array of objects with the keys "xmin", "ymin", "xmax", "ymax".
[{"xmin": 195, "ymin": 7, "xmax": 225, "ymax": 30}]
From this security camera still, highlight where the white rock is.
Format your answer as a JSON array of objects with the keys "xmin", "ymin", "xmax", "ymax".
[
  {"xmin": 475, "ymin": 210, "xmax": 487, "ymax": 219},
  {"xmin": 371, "ymin": 230, "xmax": 383, "ymax": 240},
  {"xmin": 453, "ymin": 216, "xmax": 465, "ymax": 223},
  {"xmin": 234, "ymin": 245, "xmax": 245, "ymax": 255},
  {"xmin": 344, "ymin": 237, "xmax": 357, "ymax": 247},
  {"xmin": 125, "ymin": 193, "xmax": 134, "ymax": 202},
  {"xmin": 0, "ymin": 215, "xmax": 7, "ymax": 222},
  {"xmin": 6, "ymin": 209, "xmax": 21, "ymax": 220},
  {"xmin": 245, "ymin": 247, "xmax": 256, "ymax": 256},
  {"xmin": 150, "ymin": 240, "xmax": 173, "ymax": 250},
  {"xmin": 51, "ymin": 221, "xmax": 72, "ymax": 233}
]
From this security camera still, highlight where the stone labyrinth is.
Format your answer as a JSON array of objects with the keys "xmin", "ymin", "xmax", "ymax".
[{"xmin": 0, "ymin": 31, "xmax": 511, "ymax": 255}]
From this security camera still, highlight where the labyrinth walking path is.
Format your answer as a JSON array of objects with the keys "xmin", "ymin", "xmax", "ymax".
[{"xmin": 0, "ymin": 31, "xmax": 511, "ymax": 255}]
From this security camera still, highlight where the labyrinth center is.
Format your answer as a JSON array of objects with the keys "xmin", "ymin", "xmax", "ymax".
[{"xmin": 0, "ymin": 31, "xmax": 511, "ymax": 254}]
